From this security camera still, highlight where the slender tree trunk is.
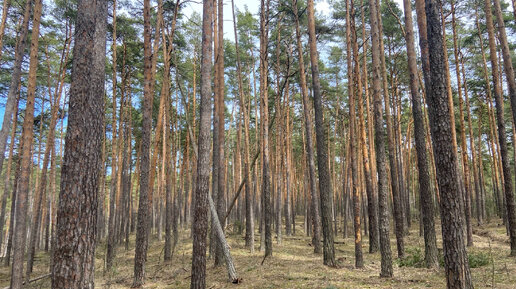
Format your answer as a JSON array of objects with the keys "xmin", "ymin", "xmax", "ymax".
[
  {"xmin": 190, "ymin": 0, "xmax": 213, "ymax": 287},
  {"xmin": 423, "ymin": 0, "xmax": 473, "ymax": 287},
  {"xmin": 376, "ymin": 0, "xmax": 405, "ymax": 259},
  {"xmin": 461, "ymin": 55, "xmax": 481, "ymax": 226},
  {"xmin": 350, "ymin": 0, "xmax": 379, "ymax": 254},
  {"xmin": 402, "ymin": 0, "xmax": 439, "ymax": 268},
  {"xmin": 0, "ymin": 0, "xmax": 10, "ymax": 61},
  {"xmin": 307, "ymin": 0, "xmax": 335, "ymax": 266},
  {"xmin": 214, "ymin": 0, "xmax": 226, "ymax": 266},
  {"xmin": 451, "ymin": 1, "xmax": 473, "ymax": 247},
  {"xmin": 133, "ymin": 0, "xmax": 154, "ymax": 284},
  {"xmin": 346, "ymin": 0, "xmax": 364, "ymax": 267},
  {"xmin": 0, "ymin": 0, "xmax": 31, "ymax": 186},
  {"xmin": 292, "ymin": 0, "xmax": 322, "ymax": 254},
  {"xmin": 485, "ymin": 0, "xmax": 516, "ymax": 256},
  {"xmin": 347, "ymin": 0, "xmax": 363, "ymax": 267},
  {"xmin": 0, "ymin": 95, "xmax": 18, "ymax": 255},
  {"xmin": 492, "ymin": 0, "xmax": 516, "ymax": 255},
  {"xmin": 10, "ymin": 0, "xmax": 43, "ymax": 286},
  {"xmin": 230, "ymin": 0, "xmax": 254, "ymax": 252},
  {"xmin": 260, "ymin": 0, "xmax": 272, "ymax": 259},
  {"xmin": 369, "ymin": 0, "xmax": 393, "ymax": 277}
]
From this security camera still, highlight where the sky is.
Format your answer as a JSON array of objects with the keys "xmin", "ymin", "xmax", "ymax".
[{"xmin": 181, "ymin": 0, "xmax": 406, "ymax": 43}]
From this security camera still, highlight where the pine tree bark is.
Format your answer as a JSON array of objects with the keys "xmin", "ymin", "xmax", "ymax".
[
  {"xmin": 292, "ymin": 0, "xmax": 322, "ymax": 254},
  {"xmin": 162, "ymin": 18, "xmax": 173, "ymax": 261},
  {"xmin": 307, "ymin": 0, "xmax": 335, "ymax": 266},
  {"xmin": 423, "ymin": 0, "xmax": 473, "ymax": 287},
  {"xmin": 10, "ymin": 0, "xmax": 43, "ymax": 287},
  {"xmin": 51, "ymin": 0, "xmax": 107, "ymax": 286},
  {"xmin": 0, "ymin": 0, "xmax": 10, "ymax": 61},
  {"xmin": 133, "ymin": 0, "xmax": 154, "ymax": 284},
  {"xmin": 0, "ymin": 95, "xmax": 18, "ymax": 255},
  {"xmin": 369, "ymin": 0, "xmax": 393, "ymax": 277},
  {"xmin": 376, "ymin": 0, "xmax": 405, "ymax": 259},
  {"xmin": 190, "ymin": 0, "xmax": 213, "ymax": 287},
  {"xmin": 494, "ymin": 0, "xmax": 516, "ymax": 256},
  {"xmin": 402, "ymin": 0, "xmax": 439, "ymax": 268},
  {"xmin": 260, "ymin": 0, "xmax": 273, "ymax": 259},
  {"xmin": 214, "ymin": 0, "xmax": 226, "ymax": 266},
  {"xmin": 0, "ymin": 0, "xmax": 30, "ymax": 188},
  {"xmin": 230, "ymin": 0, "xmax": 254, "ymax": 252},
  {"xmin": 486, "ymin": 0, "xmax": 516, "ymax": 256},
  {"xmin": 351, "ymin": 0, "xmax": 379, "ymax": 253},
  {"xmin": 451, "ymin": 1, "xmax": 473, "ymax": 247},
  {"xmin": 106, "ymin": 0, "xmax": 119, "ymax": 270},
  {"xmin": 461, "ymin": 55, "xmax": 481, "ymax": 226},
  {"xmin": 346, "ymin": 0, "xmax": 363, "ymax": 268}
]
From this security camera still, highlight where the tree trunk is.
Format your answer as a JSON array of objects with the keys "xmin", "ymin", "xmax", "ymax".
[
  {"xmin": 306, "ymin": 0, "xmax": 335, "ymax": 267},
  {"xmin": 214, "ymin": 0, "xmax": 226, "ymax": 267},
  {"xmin": 376, "ymin": 0, "xmax": 405, "ymax": 259},
  {"xmin": 402, "ymin": 0, "xmax": 439, "ymax": 268},
  {"xmin": 10, "ymin": 0, "xmax": 43, "ymax": 287},
  {"xmin": 190, "ymin": 0, "xmax": 213, "ymax": 287},
  {"xmin": 451, "ymin": 1, "xmax": 473, "ymax": 247},
  {"xmin": 259, "ymin": 0, "xmax": 273, "ymax": 259},
  {"xmin": 292, "ymin": 0, "xmax": 322, "ymax": 254},
  {"xmin": 423, "ymin": 0, "xmax": 473, "ymax": 287},
  {"xmin": 352, "ymin": 0, "xmax": 379, "ymax": 254},
  {"xmin": 492, "ymin": 0, "xmax": 516, "ymax": 256},
  {"xmin": 0, "ymin": 0, "xmax": 31, "ymax": 188},
  {"xmin": 0, "ymin": 0, "xmax": 11, "ymax": 61},
  {"xmin": 0, "ymin": 95, "xmax": 18, "ymax": 255},
  {"xmin": 133, "ymin": 0, "xmax": 154, "ymax": 284},
  {"xmin": 51, "ymin": 0, "xmax": 107, "ymax": 286},
  {"xmin": 369, "ymin": 0, "xmax": 393, "ymax": 277},
  {"xmin": 346, "ymin": 0, "xmax": 363, "ymax": 268}
]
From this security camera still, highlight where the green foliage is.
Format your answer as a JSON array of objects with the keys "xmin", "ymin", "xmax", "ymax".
[
  {"xmin": 400, "ymin": 247, "xmax": 490, "ymax": 269},
  {"xmin": 468, "ymin": 251, "xmax": 491, "ymax": 268},
  {"xmin": 397, "ymin": 247, "xmax": 426, "ymax": 268}
]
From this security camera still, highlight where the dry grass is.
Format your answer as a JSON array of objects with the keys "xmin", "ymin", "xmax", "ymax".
[{"xmin": 1, "ymin": 219, "xmax": 515, "ymax": 288}]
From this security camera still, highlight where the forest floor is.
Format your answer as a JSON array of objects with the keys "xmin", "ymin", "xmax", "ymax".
[{"xmin": 1, "ymin": 219, "xmax": 515, "ymax": 288}]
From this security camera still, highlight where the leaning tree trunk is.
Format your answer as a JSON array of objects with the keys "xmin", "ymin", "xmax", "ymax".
[
  {"xmin": 51, "ymin": 0, "xmax": 107, "ymax": 286},
  {"xmin": 423, "ymin": 0, "xmax": 473, "ymax": 288}
]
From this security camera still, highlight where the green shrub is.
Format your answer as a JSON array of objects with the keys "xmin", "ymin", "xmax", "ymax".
[
  {"xmin": 397, "ymin": 247, "xmax": 426, "ymax": 268},
  {"xmin": 468, "ymin": 251, "xmax": 490, "ymax": 268},
  {"xmin": 438, "ymin": 251, "xmax": 490, "ymax": 268}
]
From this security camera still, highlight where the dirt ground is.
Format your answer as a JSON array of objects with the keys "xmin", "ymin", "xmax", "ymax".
[{"xmin": 1, "ymin": 219, "xmax": 515, "ymax": 288}]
